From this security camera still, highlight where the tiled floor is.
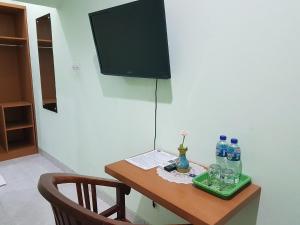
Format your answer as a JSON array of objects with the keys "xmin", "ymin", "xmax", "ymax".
[
  {"xmin": 0, "ymin": 154, "xmax": 110, "ymax": 225},
  {"xmin": 0, "ymin": 154, "xmax": 62, "ymax": 225}
]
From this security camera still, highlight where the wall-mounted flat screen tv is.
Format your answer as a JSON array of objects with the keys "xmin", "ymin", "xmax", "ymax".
[{"xmin": 89, "ymin": 0, "xmax": 171, "ymax": 79}]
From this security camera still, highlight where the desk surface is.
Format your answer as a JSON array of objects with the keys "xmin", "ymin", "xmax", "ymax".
[{"xmin": 105, "ymin": 160, "xmax": 261, "ymax": 225}]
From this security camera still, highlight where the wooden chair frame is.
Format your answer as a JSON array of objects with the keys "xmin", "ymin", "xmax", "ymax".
[
  {"xmin": 38, "ymin": 173, "xmax": 191, "ymax": 225},
  {"xmin": 38, "ymin": 173, "xmax": 134, "ymax": 225}
]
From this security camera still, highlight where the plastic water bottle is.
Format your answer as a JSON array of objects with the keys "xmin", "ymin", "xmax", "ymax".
[
  {"xmin": 216, "ymin": 135, "xmax": 228, "ymax": 169},
  {"xmin": 226, "ymin": 138, "xmax": 242, "ymax": 184}
]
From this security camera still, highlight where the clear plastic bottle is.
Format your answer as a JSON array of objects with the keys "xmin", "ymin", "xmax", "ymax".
[
  {"xmin": 216, "ymin": 135, "xmax": 228, "ymax": 170},
  {"xmin": 226, "ymin": 138, "xmax": 242, "ymax": 184}
]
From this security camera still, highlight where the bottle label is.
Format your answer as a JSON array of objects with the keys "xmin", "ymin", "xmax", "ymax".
[
  {"xmin": 227, "ymin": 151, "xmax": 240, "ymax": 161},
  {"xmin": 216, "ymin": 146, "xmax": 227, "ymax": 157}
]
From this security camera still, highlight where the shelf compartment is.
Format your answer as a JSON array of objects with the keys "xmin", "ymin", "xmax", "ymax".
[
  {"xmin": 3, "ymin": 104, "xmax": 33, "ymax": 130},
  {"xmin": 36, "ymin": 14, "xmax": 52, "ymax": 40},
  {"xmin": 7, "ymin": 127, "xmax": 34, "ymax": 151},
  {"xmin": 0, "ymin": 6, "xmax": 27, "ymax": 38},
  {"xmin": 0, "ymin": 44, "xmax": 31, "ymax": 103}
]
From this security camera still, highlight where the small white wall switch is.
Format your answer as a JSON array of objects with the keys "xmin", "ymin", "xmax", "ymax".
[{"xmin": 72, "ymin": 65, "xmax": 80, "ymax": 71}]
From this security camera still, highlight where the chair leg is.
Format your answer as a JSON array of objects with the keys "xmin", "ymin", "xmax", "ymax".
[{"xmin": 116, "ymin": 187, "xmax": 126, "ymax": 220}]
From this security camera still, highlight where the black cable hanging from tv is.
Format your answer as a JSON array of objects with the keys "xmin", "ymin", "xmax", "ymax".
[
  {"xmin": 153, "ymin": 78, "xmax": 158, "ymax": 150},
  {"xmin": 153, "ymin": 78, "xmax": 158, "ymax": 209}
]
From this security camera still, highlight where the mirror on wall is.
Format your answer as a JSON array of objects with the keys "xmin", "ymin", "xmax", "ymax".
[{"xmin": 36, "ymin": 14, "xmax": 58, "ymax": 113}]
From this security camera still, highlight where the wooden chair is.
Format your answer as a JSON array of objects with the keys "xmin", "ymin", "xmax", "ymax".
[
  {"xmin": 38, "ymin": 173, "xmax": 191, "ymax": 225},
  {"xmin": 38, "ymin": 173, "xmax": 134, "ymax": 225}
]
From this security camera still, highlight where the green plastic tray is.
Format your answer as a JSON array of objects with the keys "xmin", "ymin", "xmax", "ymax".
[{"xmin": 192, "ymin": 172, "xmax": 252, "ymax": 200}]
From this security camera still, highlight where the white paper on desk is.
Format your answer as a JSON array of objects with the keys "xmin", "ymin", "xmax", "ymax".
[{"xmin": 126, "ymin": 150, "xmax": 177, "ymax": 170}]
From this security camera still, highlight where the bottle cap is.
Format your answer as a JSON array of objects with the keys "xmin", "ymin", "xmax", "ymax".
[
  {"xmin": 220, "ymin": 135, "xmax": 226, "ymax": 140},
  {"xmin": 231, "ymin": 138, "xmax": 238, "ymax": 144}
]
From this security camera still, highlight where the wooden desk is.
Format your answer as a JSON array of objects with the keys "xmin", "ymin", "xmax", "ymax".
[{"xmin": 105, "ymin": 160, "xmax": 261, "ymax": 225}]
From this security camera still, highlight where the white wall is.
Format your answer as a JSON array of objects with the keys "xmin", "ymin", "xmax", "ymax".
[{"xmin": 8, "ymin": 0, "xmax": 300, "ymax": 224}]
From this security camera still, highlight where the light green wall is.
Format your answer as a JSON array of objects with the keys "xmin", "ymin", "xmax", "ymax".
[
  {"xmin": 8, "ymin": 0, "xmax": 300, "ymax": 224},
  {"xmin": 17, "ymin": 0, "xmax": 61, "ymax": 7}
]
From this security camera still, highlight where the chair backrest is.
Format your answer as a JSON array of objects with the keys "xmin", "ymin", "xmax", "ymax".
[{"xmin": 38, "ymin": 173, "xmax": 134, "ymax": 225}]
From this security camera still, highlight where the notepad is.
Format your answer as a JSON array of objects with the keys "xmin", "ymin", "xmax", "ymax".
[
  {"xmin": 126, "ymin": 150, "xmax": 177, "ymax": 170},
  {"xmin": 0, "ymin": 174, "xmax": 6, "ymax": 187}
]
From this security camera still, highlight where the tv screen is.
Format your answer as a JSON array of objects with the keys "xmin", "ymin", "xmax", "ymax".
[{"xmin": 89, "ymin": 0, "xmax": 171, "ymax": 79}]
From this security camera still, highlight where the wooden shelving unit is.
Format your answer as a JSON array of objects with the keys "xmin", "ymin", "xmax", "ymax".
[
  {"xmin": 0, "ymin": 2, "xmax": 37, "ymax": 161},
  {"xmin": 36, "ymin": 14, "xmax": 57, "ymax": 113}
]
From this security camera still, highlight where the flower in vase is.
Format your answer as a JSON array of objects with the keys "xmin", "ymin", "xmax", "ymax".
[{"xmin": 179, "ymin": 130, "xmax": 190, "ymax": 149}]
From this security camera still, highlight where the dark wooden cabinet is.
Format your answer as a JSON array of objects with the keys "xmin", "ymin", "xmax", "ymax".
[{"xmin": 0, "ymin": 2, "xmax": 37, "ymax": 161}]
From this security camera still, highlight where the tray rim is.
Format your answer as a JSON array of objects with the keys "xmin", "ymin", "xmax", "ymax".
[{"xmin": 192, "ymin": 172, "xmax": 252, "ymax": 199}]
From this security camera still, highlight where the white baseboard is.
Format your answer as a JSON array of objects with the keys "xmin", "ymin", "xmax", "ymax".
[{"xmin": 39, "ymin": 148, "xmax": 76, "ymax": 173}]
